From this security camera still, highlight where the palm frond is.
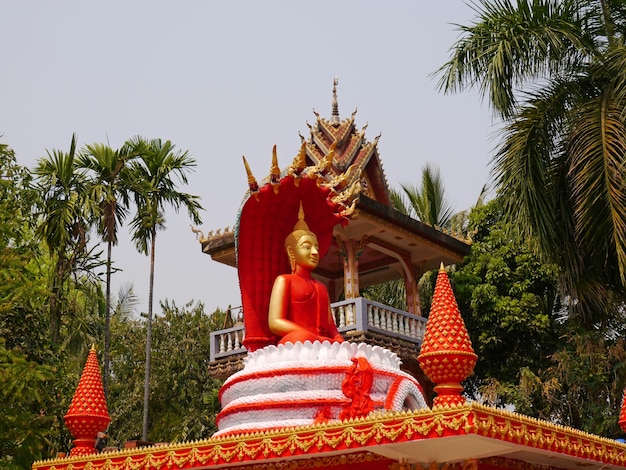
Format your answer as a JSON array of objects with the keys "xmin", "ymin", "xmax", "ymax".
[
  {"xmin": 436, "ymin": 0, "xmax": 595, "ymax": 118},
  {"xmin": 568, "ymin": 92, "xmax": 626, "ymax": 284}
]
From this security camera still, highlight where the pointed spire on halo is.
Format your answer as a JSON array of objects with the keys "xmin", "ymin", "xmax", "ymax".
[
  {"xmin": 242, "ymin": 156, "xmax": 260, "ymax": 201},
  {"xmin": 270, "ymin": 145, "xmax": 280, "ymax": 194}
]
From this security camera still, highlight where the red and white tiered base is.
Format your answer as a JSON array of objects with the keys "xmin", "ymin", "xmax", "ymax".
[{"xmin": 215, "ymin": 341, "xmax": 428, "ymax": 436}]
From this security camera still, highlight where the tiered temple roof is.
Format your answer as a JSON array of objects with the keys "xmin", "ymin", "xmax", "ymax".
[
  {"xmin": 304, "ymin": 77, "xmax": 391, "ymax": 206},
  {"xmin": 198, "ymin": 79, "xmax": 470, "ymax": 287}
]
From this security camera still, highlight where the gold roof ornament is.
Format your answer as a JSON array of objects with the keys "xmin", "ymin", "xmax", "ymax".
[
  {"xmin": 312, "ymin": 140, "xmax": 336, "ymax": 184},
  {"xmin": 269, "ymin": 145, "xmax": 280, "ymax": 195},
  {"xmin": 288, "ymin": 142, "xmax": 308, "ymax": 187},
  {"xmin": 242, "ymin": 156, "xmax": 260, "ymax": 201}
]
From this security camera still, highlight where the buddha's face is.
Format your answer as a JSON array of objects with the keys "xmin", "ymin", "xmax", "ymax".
[{"xmin": 290, "ymin": 233, "xmax": 320, "ymax": 271}]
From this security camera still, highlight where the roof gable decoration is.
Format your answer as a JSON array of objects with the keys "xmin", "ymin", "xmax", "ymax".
[{"xmin": 303, "ymin": 77, "xmax": 392, "ymax": 206}]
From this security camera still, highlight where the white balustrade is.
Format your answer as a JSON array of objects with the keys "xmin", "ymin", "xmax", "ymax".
[{"xmin": 210, "ymin": 298, "xmax": 427, "ymax": 363}]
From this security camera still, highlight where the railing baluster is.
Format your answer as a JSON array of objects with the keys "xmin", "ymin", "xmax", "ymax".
[
  {"xmin": 338, "ymin": 305, "xmax": 346, "ymax": 327},
  {"xmin": 346, "ymin": 303, "xmax": 355, "ymax": 325},
  {"xmin": 399, "ymin": 315, "xmax": 406, "ymax": 335},
  {"xmin": 219, "ymin": 334, "xmax": 226, "ymax": 353}
]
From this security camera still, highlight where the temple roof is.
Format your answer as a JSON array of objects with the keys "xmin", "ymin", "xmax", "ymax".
[
  {"xmin": 197, "ymin": 78, "xmax": 471, "ymax": 284},
  {"xmin": 302, "ymin": 77, "xmax": 391, "ymax": 206}
]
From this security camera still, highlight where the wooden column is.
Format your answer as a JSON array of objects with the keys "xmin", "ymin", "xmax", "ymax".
[
  {"xmin": 402, "ymin": 260, "xmax": 421, "ymax": 316},
  {"xmin": 340, "ymin": 238, "xmax": 361, "ymax": 299}
]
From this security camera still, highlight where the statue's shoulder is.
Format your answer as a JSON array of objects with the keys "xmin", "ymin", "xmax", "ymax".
[{"xmin": 273, "ymin": 273, "xmax": 292, "ymax": 286}]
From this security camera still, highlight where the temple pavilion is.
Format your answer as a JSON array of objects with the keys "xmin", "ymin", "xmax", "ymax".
[{"xmin": 200, "ymin": 79, "xmax": 470, "ymax": 384}]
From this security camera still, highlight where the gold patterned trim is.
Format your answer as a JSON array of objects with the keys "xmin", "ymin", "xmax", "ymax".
[{"xmin": 33, "ymin": 404, "xmax": 626, "ymax": 470}]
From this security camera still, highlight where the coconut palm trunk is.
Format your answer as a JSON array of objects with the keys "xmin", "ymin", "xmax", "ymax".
[
  {"xmin": 104, "ymin": 239, "xmax": 112, "ymax": 395},
  {"xmin": 127, "ymin": 136, "xmax": 203, "ymax": 442},
  {"xmin": 78, "ymin": 143, "xmax": 133, "ymax": 398},
  {"xmin": 142, "ymin": 228, "xmax": 156, "ymax": 441}
]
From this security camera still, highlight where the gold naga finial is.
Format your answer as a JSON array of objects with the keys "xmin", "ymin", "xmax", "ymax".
[
  {"xmin": 288, "ymin": 142, "xmax": 307, "ymax": 186},
  {"xmin": 339, "ymin": 197, "xmax": 359, "ymax": 219},
  {"xmin": 331, "ymin": 175, "xmax": 361, "ymax": 213},
  {"xmin": 314, "ymin": 140, "xmax": 336, "ymax": 185},
  {"xmin": 190, "ymin": 225, "xmax": 208, "ymax": 243},
  {"xmin": 323, "ymin": 163, "xmax": 361, "ymax": 194},
  {"xmin": 270, "ymin": 145, "xmax": 280, "ymax": 194},
  {"xmin": 242, "ymin": 156, "xmax": 260, "ymax": 201}
]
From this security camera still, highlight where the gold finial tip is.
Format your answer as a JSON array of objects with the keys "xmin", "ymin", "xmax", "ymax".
[
  {"xmin": 439, "ymin": 262, "xmax": 445, "ymax": 271},
  {"xmin": 291, "ymin": 201, "xmax": 310, "ymax": 233},
  {"xmin": 90, "ymin": 343, "xmax": 97, "ymax": 351},
  {"xmin": 298, "ymin": 201, "xmax": 305, "ymax": 221}
]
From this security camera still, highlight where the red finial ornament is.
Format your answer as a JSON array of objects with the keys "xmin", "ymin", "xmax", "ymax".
[
  {"xmin": 64, "ymin": 345, "xmax": 110, "ymax": 456},
  {"xmin": 418, "ymin": 264, "xmax": 477, "ymax": 407},
  {"xmin": 619, "ymin": 389, "xmax": 626, "ymax": 433}
]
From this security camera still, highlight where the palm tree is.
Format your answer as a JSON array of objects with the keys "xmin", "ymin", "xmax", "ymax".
[
  {"xmin": 77, "ymin": 142, "xmax": 136, "ymax": 397},
  {"xmin": 126, "ymin": 136, "xmax": 203, "ymax": 441},
  {"xmin": 33, "ymin": 134, "xmax": 94, "ymax": 344},
  {"xmin": 364, "ymin": 164, "xmax": 459, "ymax": 311},
  {"xmin": 393, "ymin": 163, "xmax": 454, "ymax": 228},
  {"xmin": 437, "ymin": 0, "xmax": 626, "ymax": 323}
]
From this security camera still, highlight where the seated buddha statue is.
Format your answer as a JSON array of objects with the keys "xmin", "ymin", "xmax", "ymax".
[{"xmin": 268, "ymin": 205, "xmax": 344, "ymax": 345}]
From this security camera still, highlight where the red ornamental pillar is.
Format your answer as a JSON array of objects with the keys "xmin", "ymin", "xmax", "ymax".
[
  {"xmin": 418, "ymin": 264, "xmax": 477, "ymax": 407},
  {"xmin": 64, "ymin": 345, "xmax": 111, "ymax": 456}
]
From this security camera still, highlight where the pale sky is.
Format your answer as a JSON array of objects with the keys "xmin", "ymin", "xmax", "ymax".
[{"xmin": 2, "ymin": 1, "xmax": 497, "ymax": 315}]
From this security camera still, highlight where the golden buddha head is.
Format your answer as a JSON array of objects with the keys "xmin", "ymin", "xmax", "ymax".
[{"xmin": 285, "ymin": 203, "xmax": 319, "ymax": 272}]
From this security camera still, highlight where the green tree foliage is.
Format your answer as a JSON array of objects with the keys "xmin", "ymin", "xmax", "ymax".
[
  {"xmin": 0, "ymin": 145, "xmax": 50, "ymax": 359},
  {"xmin": 0, "ymin": 341, "xmax": 56, "ymax": 469},
  {"xmin": 0, "ymin": 145, "xmax": 79, "ymax": 468},
  {"xmin": 452, "ymin": 199, "xmax": 561, "ymax": 393},
  {"xmin": 33, "ymin": 135, "xmax": 103, "ymax": 345},
  {"xmin": 449, "ymin": 198, "xmax": 626, "ymax": 436},
  {"xmin": 1, "ymin": 138, "xmax": 217, "ymax": 466},
  {"xmin": 107, "ymin": 301, "xmax": 224, "ymax": 446},
  {"xmin": 437, "ymin": 0, "xmax": 626, "ymax": 323},
  {"xmin": 435, "ymin": 0, "xmax": 626, "ymax": 436},
  {"xmin": 0, "ymin": 146, "xmax": 58, "ymax": 468}
]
